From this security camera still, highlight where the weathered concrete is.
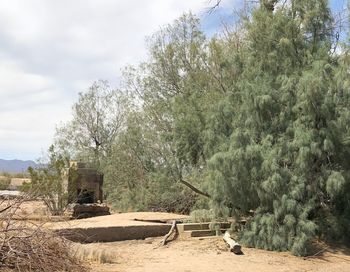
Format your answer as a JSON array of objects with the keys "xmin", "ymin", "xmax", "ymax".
[
  {"xmin": 177, "ymin": 222, "xmax": 232, "ymax": 238},
  {"xmin": 55, "ymin": 224, "xmax": 172, "ymax": 243},
  {"xmin": 50, "ymin": 212, "xmax": 189, "ymax": 243}
]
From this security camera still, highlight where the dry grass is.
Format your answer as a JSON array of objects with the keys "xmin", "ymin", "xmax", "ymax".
[{"xmin": 72, "ymin": 244, "xmax": 117, "ymax": 264}]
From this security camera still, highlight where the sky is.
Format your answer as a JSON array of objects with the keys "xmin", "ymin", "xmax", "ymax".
[{"xmin": 0, "ymin": 0, "xmax": 346, "ymax": 161}]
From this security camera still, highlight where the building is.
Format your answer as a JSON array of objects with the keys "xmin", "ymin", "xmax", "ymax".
[{"xmin": 66, "ymin": 161, "xmax": 104, "ymax": 204}]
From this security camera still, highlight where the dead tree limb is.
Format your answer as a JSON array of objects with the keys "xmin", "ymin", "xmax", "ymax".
[
  {"xmin": 304, "ymin": 246, "xmax": 329, "ymax": 259},
  {"xmin": 161, "ymin": 220, "xmax": 178, "ymax": 246},
  {"xmin": 223, "ymin": 231, "xmax": 242, "ymax": 254}
]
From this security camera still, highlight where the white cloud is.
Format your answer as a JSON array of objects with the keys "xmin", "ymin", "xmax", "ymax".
[
  {"xmin": 0, "ymin": 0, "xmax": 235, "ymax": 160},
  {"xmin": 0, "ymin": 60, "xmax": 51, "ymax": 95}
]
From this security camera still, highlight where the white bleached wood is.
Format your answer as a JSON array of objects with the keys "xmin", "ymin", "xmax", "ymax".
[{"xmin": 223, "ymin": 231, "xmax": 242, "ymax": 254}]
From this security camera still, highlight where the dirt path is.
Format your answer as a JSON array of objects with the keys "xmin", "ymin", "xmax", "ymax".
[{"xmin": 82, "ymin": 237, "xmax": 350, "ymax": 272}]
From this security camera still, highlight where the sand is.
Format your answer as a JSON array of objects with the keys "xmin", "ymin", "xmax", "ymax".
[{"xmin": 83, "ymin": 237, "xmax": 350, "ymax": 272}]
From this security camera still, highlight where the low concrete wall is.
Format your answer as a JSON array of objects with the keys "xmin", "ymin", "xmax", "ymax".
[{"xmin": 55, "ymin": 224, "xmax": 171, "ymax": 243}]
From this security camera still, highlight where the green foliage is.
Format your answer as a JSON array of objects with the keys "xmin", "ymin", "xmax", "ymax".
[
  {"xmin": 326, "ymin": 171, "xmax": 346, "ymax": 197},
  {"xmin": 26, "ymin": 145, "xmax": 72, "ymax": 216},
  {"xmin": 204, "ymin": 0, "xmax": 350, "ymax": 256},
  {"xmin": 189, "ymin": 209, "xmax": 215, "ymax": 223}
]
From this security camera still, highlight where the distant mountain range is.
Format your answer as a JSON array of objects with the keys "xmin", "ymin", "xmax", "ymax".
[{"xmin": 0, "ymin": 159, "xmax": 37, "ymax": 173}]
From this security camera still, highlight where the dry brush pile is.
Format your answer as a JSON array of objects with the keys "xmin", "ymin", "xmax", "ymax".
[{"xmin": 0, "ymin": 196, "xmax": 88, "ymax": 271}]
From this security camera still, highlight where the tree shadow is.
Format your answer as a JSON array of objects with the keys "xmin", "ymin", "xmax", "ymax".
[{"xmin": 304, "ymin": 240, "xmax": 350, "ymax": 262}]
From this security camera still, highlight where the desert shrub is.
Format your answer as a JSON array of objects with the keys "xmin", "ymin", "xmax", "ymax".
[
  {"xmin": 189, "ymin": 209, "xmax": 215, "ymax": 223},
  {"xmin": 147, "ymin": 188, "xmax": 197, "ymax": 214},
  {"xmin": 0, "ymin": 177, "xmax": 10, "ymax": 190},
  {"xmin": 107, "ymin": 187, "xmax": 149, "ymax": 212},
  {"xmin": 107, "ymin": 179, "xmax": 197, "ymax": 214},
  {"xmin": 141, "ymin": 174, "xmax": 196, "ymax": 214},
  {"xmin": 26, "ymin": 145, "xmax": 75, "ymax": 216}
]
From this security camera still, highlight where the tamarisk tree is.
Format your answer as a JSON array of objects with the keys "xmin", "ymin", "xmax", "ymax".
[{"xmin": 207, "ymin": 0, "xmax": 350, "ymax": 255}]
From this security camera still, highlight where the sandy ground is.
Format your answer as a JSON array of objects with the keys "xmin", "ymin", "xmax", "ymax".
[
  {"xmin": 79, "ymin": 237, "xmax": 350, "ymax": 272},
  {"xmin": 0, "ymin": 199, "xmax": 50, "ymax": 218}
]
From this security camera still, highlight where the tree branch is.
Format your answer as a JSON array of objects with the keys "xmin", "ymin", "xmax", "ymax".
[
  {"xmin": 208, "ymin": 0, "xmax": 222, "ymax": 14},
  {"xmin": 179, "ymin": 178, "xmax": 211, "ymax": 198}
]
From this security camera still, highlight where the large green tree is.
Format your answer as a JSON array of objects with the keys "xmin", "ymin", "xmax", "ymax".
[
  {"xmin": 206, "ymin": 0, "xmax": 350, "ymax": 255},
  {"xmin": 124, "ymin": 14, "xmax": 212, "ymax": 198}
]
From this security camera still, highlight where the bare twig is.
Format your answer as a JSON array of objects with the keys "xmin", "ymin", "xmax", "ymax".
[
  {"xmin": 0, "ymin": 195, "xmax": 88, "ymax": 271},
  {"xmin": 207, "ymin": 0, "xmax": 222, "ymax": 14}
]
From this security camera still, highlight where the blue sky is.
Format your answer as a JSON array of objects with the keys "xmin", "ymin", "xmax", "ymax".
[
  {"xmin": 203, "ymin": 0, "xmax": 348, "ymax": 36},
  {"xmin": 0, "ymin": 0, "xmax": 347, "ymax": 161},
  {"xmin": 331, "ymin": 0, "xmax": 347, "ymax": 11}
]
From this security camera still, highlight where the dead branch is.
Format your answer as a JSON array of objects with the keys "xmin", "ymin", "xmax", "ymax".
[
  {"xmin": 303, "ymin": 246, "xmax": 330, "ymax": 259},
  {"xmin": 0, "ymin": 195, "xmax": 88, "ymax": 271},
  {"xmin": 161, "ymin": 220, "xmax": 178, "ymax": 246},
  {"xmin": 223, "ymin": 231, "xmax": 242, "ymax": 254}
]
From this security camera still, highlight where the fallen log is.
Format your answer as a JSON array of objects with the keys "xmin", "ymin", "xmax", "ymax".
[
  {"xmin": 223, "ymin": 231, "xmax": 242, "ymax": 254},
  {"xmin": 161, "ymin": 220, "xmax": 177, "ymax": 246}
]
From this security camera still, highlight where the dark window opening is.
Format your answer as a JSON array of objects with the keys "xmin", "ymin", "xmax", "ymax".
[{"xmin": 77, "ymin": 189, "xmax": 94, "ymax": 204}]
